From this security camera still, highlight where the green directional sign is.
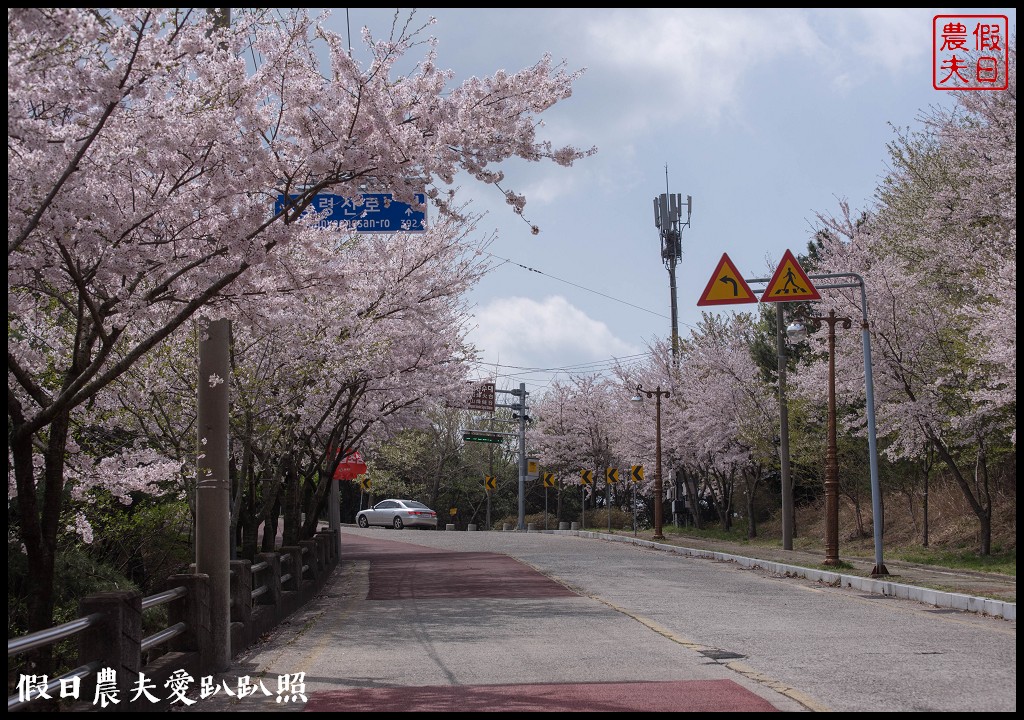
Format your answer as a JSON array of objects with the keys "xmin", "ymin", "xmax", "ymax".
[{"xmin": 463, "ymin": 432, "xmax": 504, "ymax": 444}]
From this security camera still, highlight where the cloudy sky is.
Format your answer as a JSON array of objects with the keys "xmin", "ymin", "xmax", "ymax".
[{"xmin": 326, "ymin": 7, "xmax": 1016, "ymax": 395}]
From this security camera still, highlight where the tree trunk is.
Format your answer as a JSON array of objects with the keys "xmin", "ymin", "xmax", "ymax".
[
  {"xmin": 10, "ymin": 403, "xmax": 74, "ymax": 674},
  {"xmin": 745, "ymin": 489, "xmax": 757, "ymax": 539},
  {"xmin": 282, "ymin": 455, "xmax": 302, "ymax": 546},
  {"xmin": 928, "ymin": 431, "xmax": 992, "ymax": 555}
]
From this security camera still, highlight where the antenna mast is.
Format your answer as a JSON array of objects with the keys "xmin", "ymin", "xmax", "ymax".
[{"xmin": 652, "ymin": 166, "xmax": 692, "ymax": 363}]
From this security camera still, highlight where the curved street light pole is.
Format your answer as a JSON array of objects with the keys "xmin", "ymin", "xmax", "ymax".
[
  {"xmin": 635, "ymin": 384, "xmax": 670, "ymax": 540},
  {"xmin": 806, "ymin": 273, "xmax": 889, "ymax": 576},
  {"xmin": 757, "ymin": 270, "xmax": 889, "ymax": 577}
]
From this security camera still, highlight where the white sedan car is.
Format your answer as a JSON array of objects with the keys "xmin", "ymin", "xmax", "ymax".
[{"xmin": 356, "ymin": 499, "xmax": 438, "ymax": 530}]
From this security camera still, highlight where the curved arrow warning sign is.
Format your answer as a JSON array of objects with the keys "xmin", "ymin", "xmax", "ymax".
[
  {"xmin": 760, "ymin": 249, "xmax": 821, "ymax": 303},
  {"xmin": 697, "ymin": 253, "xmax": 757, "ymax": 306}
]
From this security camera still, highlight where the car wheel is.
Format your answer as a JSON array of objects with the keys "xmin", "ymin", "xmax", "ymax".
[
  {"xmin": 357, "ymin": 515, "xmax": 369, "ymax": 528},
  {"xmin": 393, "ymin": 516, "xmax": 404, "ymax": 530}
]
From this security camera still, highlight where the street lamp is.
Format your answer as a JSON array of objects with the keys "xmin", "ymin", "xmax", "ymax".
[
  {"xmin": 787, "ymin": 308, "xmax": 852, "ymax": 567},
  {"xmin": 752, "ymin": 270, "xmax": 888, "ymax": 575},
  {"xmin": 632, "ymin": 384, "xmax": 670, "ymax": 540}
]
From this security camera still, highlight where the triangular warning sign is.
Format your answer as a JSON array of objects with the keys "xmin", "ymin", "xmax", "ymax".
[
  {"xmin": 697, "ymin": 253, "xmax": 758, "ymax": 306},
  {"xmin": 760, "ymin": 249, "xmax": 821, "ymax": 303}
]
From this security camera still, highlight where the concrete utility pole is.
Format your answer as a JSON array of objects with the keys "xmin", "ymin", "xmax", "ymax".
[{"xmin": 196, "ymin": 318, "xmax": 231, "ymax": 671}]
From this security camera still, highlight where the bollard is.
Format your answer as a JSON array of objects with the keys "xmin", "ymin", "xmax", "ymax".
[
  {"xmin": 527, "ymin": 523, "xmax": 537, "ymax": 532},
  {"xmin": 571, "ymin": 522, "xmax": 579, "ymax": 530},
  {"xmin": 467, "ymin": 524, "xmax": 478, "ymax": 531},
  {"xmin": 445, "ymin": 523, "xmax": 456, "ymax": 531},
  {"xmin": 559, "ymin": 522, "xmax": 569, "ymax": 530}
]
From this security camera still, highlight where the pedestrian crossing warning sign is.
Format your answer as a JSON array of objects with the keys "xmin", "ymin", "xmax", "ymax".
[
  {"xmin": 760, "ymin": 249, "xmax": 821, "ymax": 303},
  {"xmin": 697, "ymin": 253, "xmax": 758, "ymax": 306}
]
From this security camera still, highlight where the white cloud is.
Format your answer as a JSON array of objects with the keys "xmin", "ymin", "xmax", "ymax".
[
  {"xmin": 839, "ymin": 8, "xmax": 934, "ymax": 73},
  {"xmin": 467, "ymin": 295, "xmax": 641, "ymax": 372},
  {"xmin": 582, "ymin": 9, "xmax": 825, "ymax": 126}
]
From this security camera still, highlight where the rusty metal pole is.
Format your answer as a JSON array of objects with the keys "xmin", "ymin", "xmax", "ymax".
[
  {"xmin": 636, "ymin": 384, "xmax": 671, "ymax": 540},
  {"xmin": 812, "ymin": 309, "xmax": 852, "ymax": 566}
]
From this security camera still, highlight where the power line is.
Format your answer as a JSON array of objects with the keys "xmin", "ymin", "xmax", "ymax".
[
  {"xmin": 475, "ymin": 351, "xmax": 653, "ymax": 373},
  {"xmin": 485, "ymin": 252, "xmax": 671, "ymax": 320},
  {"xmin": 469, "ymin": 356, "xmax": 652, "ymax": 389}
]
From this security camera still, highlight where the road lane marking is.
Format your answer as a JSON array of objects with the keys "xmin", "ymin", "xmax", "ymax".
[
  {"xmin": 591, "ymin": 596, "xmax": 831, "ymax": 713},
  {"xmin": 510, "ymin": 554, "xmax": 829, "ymax": 712}
]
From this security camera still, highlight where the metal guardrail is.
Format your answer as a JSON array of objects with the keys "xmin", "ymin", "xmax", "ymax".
[
  {"xmin": 7, "ymin": 614, "xmax": 104, "ymax": 657},
  {"xmin": 9, "ymin": 536, "xmax": 336, "ymax": 712},
  {"xmin": 8, "ymin": 586, "xmax": 188, "ymax": 711},
  {"xmin": 141, "ymin": 586, "xmax": 187, "ymax": 611},
  {"xmin": 7, "ymin": 585, "xmax": 189, "ymax": 712}
]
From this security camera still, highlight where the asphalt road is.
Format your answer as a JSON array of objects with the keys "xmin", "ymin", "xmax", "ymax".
[{"xmin": 181, "ymin": 528, "xmax": 1016, "ymax": 713}]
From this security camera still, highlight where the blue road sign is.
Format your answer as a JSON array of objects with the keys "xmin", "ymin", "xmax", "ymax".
[{"xmin": 274, "ymin": 193, "xmax": 426, "ymax": 233}]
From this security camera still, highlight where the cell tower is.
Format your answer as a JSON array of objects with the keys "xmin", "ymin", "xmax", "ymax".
[{"xmin": 652, "ymin": 168, "xmax": 692, "ymax": 362}]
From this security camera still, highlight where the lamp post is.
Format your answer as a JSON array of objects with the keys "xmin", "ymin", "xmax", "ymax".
[
  {"xmin": 633, "ymin": 384, "xmax": 670, "ymax": 540},
  {"xmin": 753, "ymin": 270, "xmax": 888, "ymax": 576},
  {"xmin": 787, "ymin": 308, "xmax": 852, "ymax": 567}
]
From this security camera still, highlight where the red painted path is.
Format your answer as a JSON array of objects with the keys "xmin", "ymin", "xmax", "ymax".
[
  {"xmin": 300, "ymin": 532, "xmax": 781, "ymax": 712},
  {"xmin": 305, "ymin": 678, "xmax": 778, "ymax": 712}
]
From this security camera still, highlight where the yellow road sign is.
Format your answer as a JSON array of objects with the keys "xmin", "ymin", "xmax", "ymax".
[
  {"xmin": 630, "ymin": 465, "xmax": 644, "ymax": 483},
  {"xmin": 580, "ymin": 469, "xmax": 594, "ymax": 486},
  {"xmin": 449, "ymin": 507, "xmax": 458, "ymax": 517},
  {"xmin": 760, "ymin": 249, "xmax": 821, "ymax": 303},
  {"xmin": 485, "ymin": 475, "xmax": 497, "ymax": 491},
  {"xmin": 542, "ymin": 472, "xmax": 556, "ymax": 488},
  {"xmin": 606, "ymin": 468, "xmax": 619, "ymax": 484},
  {"xmin": 359, "ymin": 475, "xmax": 371, "ymax": 491},
  {"xmin": 697, "ymin": 253, "xmax": 758, "ymax": 306}
]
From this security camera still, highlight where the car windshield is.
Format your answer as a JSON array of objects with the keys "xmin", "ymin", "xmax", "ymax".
[{"xmin": 402, "ymin": 501, "xmax": 430, "ymax": 509}]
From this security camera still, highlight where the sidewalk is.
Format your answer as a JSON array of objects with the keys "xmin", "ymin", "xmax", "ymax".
[{"xmin": 540, "ymin": 528, "xmax": 1016, "ymax": 619}]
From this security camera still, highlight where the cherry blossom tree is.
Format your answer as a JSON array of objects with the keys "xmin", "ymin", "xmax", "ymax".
[
  {"xmin": 92, "ymin": 205, "xmax": 493, "ymax": 558},
  {"xmin": 529, "ymin": 375, "xmax": 626, "ymax": 523},
  {"xmin": 8, "ymin": 7, "xmax": 594, "ymax": 635},
  {"xmin": 808, "ymin": 49, "xmax": 1015, "ymax": 553},
  {"xmin": 672, "ymin": 314, "xmax": 776, "ymax": 533}
]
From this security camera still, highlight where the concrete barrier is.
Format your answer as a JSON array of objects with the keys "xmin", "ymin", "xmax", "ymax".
[
  {"xmin": 445, "ymin": 523, "xmax": 456, "ymax": 531},
  {"xmin": 467, "ymin": 524, "xmax": 478, "ymax": 531},
  {"xmin": 502, "ymin": 523, "xmax": 511, "ymax": 531},
  {"xmin": 559, "ymin": 522, "xmax": 569, "ymax": 530},
  {"xmin": 570, "ymin": 522, "xmax": 579, "ymax": 530},
  {"xmin": 527, "ymin": 523, "xmax": 537, "ymax": 532}
]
